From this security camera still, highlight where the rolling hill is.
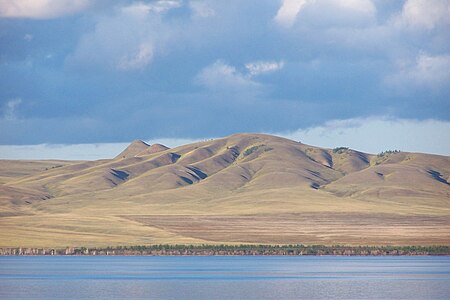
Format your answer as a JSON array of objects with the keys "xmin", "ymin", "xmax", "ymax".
[{"xmin": 0, "ymin": 133, "xmax": 449, "ymax": 247}]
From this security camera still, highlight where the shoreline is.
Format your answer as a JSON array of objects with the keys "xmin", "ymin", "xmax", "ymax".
[{"xmin": 2, "ymin": 244, "xmax": 449, "ymax": 256}]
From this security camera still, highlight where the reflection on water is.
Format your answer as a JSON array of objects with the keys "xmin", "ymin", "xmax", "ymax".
[{"xmin": 1, "ymin": 256, "xmax": 449, "ymax": 299}]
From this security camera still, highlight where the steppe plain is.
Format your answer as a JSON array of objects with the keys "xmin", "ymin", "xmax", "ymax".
[{"xmin": 1, "ymin": 133, "xmax": 449, "ymax": 247}]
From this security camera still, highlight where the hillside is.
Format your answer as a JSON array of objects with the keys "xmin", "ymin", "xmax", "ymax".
[{"xmin": 0, "ymin": 133, "xmax": 449, "ymax": 247}]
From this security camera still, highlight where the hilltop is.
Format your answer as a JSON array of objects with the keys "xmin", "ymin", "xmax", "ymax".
[{"xmin": 0, "ymin": 133, "xmax": 449, "ymax": 247}]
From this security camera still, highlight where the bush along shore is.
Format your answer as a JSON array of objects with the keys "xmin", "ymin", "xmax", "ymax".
[{"xmin": 1, "ymin": 244, "xmax": 450, "ymax": 256}]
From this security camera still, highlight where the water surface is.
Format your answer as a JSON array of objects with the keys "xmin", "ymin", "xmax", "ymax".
[{"xmin": 1, "ymin": 256, "xmax": 449, "ymax": 299}]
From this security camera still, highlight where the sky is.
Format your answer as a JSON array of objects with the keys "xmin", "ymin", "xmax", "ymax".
[{"xmin": 0, "ymin": 0, "xmax": 449, "ymax": 159}]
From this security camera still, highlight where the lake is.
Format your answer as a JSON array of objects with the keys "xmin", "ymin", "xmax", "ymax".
[{"xmin": 1, "ymin": 256, "xmax": 449, "ymax": 299}]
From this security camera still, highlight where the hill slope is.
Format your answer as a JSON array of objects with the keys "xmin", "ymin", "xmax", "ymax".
[{"xmin": 1, "ymin": 133, "xmax": 449, "ymax": 247}]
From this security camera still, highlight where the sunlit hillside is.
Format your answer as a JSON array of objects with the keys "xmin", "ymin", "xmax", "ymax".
[{"xmin": 1, "ymin": 133, "xmax": 449, "ymax": 247}]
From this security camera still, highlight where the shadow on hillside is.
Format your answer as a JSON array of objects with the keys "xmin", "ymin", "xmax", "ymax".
[{"xmin": 427, "ymin": 170, "xmax": 450, "ymax": 186}]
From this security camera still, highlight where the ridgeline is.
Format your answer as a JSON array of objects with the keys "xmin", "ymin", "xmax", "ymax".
[{"xmin": 1, "ymin": 133, "xmax": 449, "ymax": 248}]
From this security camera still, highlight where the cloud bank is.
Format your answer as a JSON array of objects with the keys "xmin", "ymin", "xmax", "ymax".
[
  {"xmin": 0, "ymin": 0, "xmax": 92, "ymax": 19},
  {"xmin": 0, "ymin": 0, "xmax": 449, "ymax": 147},
  {"xmin": 280, "ymin": 117, "xmax": 450, "ymax": 156},
  {"xmin": 2, "ymin": 117, "xmax": 449, "ymax": 160}
]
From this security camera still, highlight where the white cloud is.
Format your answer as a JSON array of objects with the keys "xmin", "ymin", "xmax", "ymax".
[
  {"xmin": 335, "ymin": 0, "xmax": 375, "ymax": 15},
  {"xmin": 117, "ymin": 42, "xmax": 153, "ymax": 71},
  {"xmin": 277, "ymin": 117, "xmax": 450, "ymax": 156},
  {"xmin": 149, "ymin": 0, "xmax": 183, "ymax": 13},
  {"xmin": 0, "ymin": 138, "xmax": 201, "ymax": 160},
  {"xmin": 121, "ymin": 0, "xmax": 182, "ymax": 15},
  {"xmin": 67, "ymin": 2, "xmax": 178, "ymax": 72},
  {"xmin": 189, "ymin": 0, "xmax": 215, "ymax": 18},
  {"xmin": 2, "ymin": 98, "xmax": 22, "ymax": 121},
  {"xmin": 386, "ymin": 53, "xmax": 450, "ymax": 90},
  {"xmin": 245, "ymin": 61, "xmax": 284, "ymax": 77},
  {"xmin": 0, "ymin": 0, "xmax": 91, "ymax": 19},
  {"xmin": 196, "ymin": 59, "xmax": 286, "ymax": 93},
  {"xmin": 274, "ymin": 0, "xmax": 308, "ymax": 28},
  {"xmin": 23, "ymin": 34, "xmax": 33, "ymax": 42},
  {"xmin": 0, "ymin": 143, "xmax": 129, "ymax": 160},
  {"xmin": 274, "ymin": 0, "xmax": 376, "ymax": 28},
  {"xmin": 196, "ymin": 60, "xmax": 259, "ymax": 90},
  {"xmin": 400, "ymin": 0, "xmax": 450, "ymax": 30}
]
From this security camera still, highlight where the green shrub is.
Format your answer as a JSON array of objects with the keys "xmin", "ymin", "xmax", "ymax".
[
  {"xmin": 242, "ymin": 144, "xmax": 272, "ymax": 157},
  {"xmin": 377, "ymin": 150, "xmax": 401, "ymax": 157},
  {"xmin": 333, "ymin": 147, "xmax": 349, "ymax": 154}
]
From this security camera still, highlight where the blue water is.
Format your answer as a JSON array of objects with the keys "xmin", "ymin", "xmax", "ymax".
[{"xmin": 1, "ymin": 256, "xmax": 449, "ymax": 299}]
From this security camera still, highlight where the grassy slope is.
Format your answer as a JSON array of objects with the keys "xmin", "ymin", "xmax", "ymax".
[{"xmin": 0, "ymin": 133, "xmax": 449, "ymax": 247}]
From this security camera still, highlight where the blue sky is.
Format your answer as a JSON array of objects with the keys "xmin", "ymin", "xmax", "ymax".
[{"xmin": 0, "ymin": 0, "xmax": 449, "ymax": 158}]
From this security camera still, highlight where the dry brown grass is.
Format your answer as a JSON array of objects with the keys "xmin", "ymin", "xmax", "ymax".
[
  {"xmin": 124, "ymin": 213, "xmax": 450, "ymax": 246},
  {"xmin": 1, "ymin": 133, "xmax": 449, "ymax": 247}
]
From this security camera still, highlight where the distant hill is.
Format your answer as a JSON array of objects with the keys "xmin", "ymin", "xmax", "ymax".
[
  {"xmin": 114, "ymin": 139, "xmax": 151, "ymax": 159},
  {"xmin": 0, "ymin": 133, "xmax": 449, "ymax": 247}
]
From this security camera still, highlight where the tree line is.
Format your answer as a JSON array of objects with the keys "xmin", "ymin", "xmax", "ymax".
[{"xmin": 1, "ymin": 244, "xmax": 449, "ymax": 256}]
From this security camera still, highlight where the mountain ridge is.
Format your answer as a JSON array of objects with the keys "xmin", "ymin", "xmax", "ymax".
[{"xmin": 0, "ymin": 133, "xmax": 449, "ymax": 247}]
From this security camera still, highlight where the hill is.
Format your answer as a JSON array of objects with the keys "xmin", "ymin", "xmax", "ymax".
[{"xmin": 0, "ymin": 133, "xmax": 449, "ymax": 247}]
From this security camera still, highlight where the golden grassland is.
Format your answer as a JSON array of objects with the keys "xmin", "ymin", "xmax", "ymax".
[{"xmin": 1, "ymin": 133, "xmax": 449, "ymax": 247}]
